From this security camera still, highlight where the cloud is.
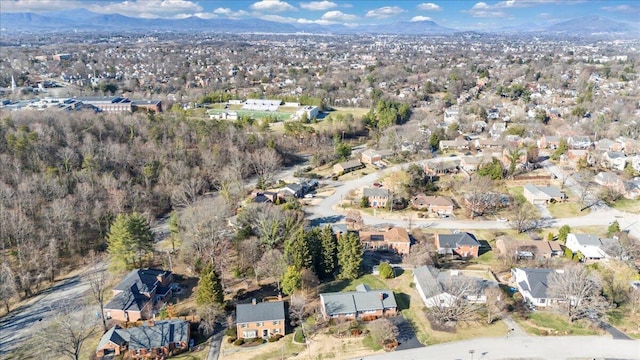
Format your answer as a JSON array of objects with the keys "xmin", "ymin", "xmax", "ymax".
[
  {"xmin": 321, "ymin": 10, "xmax": 358, "ymax": 22},
  {"xmin": 299, "ymin": 1, "xmax": 337, "ymax": 11},
  {"xmin": 411, "ymin": 16, "xmax": 432, "ymax": 22},
  {"xmin": 417, "ymin": 2, "xmax": 442, "ymax": 11},
  {"xmin": 536, "ymin": 12, "xmax": 550, "ymax": 18},
  {"xmin": 260, "ymin": 14, "xmax": 298, "ymax": 23},
  {"xmin": 464, "ymin": 2, "xmax": 507, "ymax": 18},
  {"xmin": 84, "ymin": 0, "xmax": 203, "ymax": 19},
  {"xmin": 297, "ymin": 18, "xmax": 335, "ymax": 25},
  {"xmin": 213, "ymin": 7, "xmax": 250, "ymax": 18},
  {"xmin": 250, "ymin": 0, "xmax": 296, "ymax": 12},
  {"xmin": 601, "ymin": 4, "xmax": 640, "ymax": 13},
  {"xmin": 365, "ymin": 6, "xmax": 405, "ymax": 19}
]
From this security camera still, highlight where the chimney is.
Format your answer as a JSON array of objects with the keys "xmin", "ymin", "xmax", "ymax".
[
  {"xmin": 252, "ymin": 298, "xmax": 257, "ymax": 305},
  {"xmin": 379, "ymin": 293, "xmax": 384, "ymax": 301}
]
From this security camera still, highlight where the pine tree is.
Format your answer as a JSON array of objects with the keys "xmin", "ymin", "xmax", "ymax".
[
  {"xmin": 281, "ymin": 266, "xmax": 302, "ymax": 295},
  {"xmin": 285, "ymin": 230, "xmax": 312, "ymax": 270},
  {"xmin": 196, "ymin": 264, "xmax": 224, "ymax": 306},
  {"xmin": 608, "ymin": 220, "xmax": 620, "ymax": 236},
  {"xmin": 106, "ymin": 213, "xmax": 153, "ymax": 272},
  {"xmin": 337, "ymin": 232, "xmax": 363, "ymax": 280},
  {"xmin": 319, "ymin": 226, "xmax": 338, "ymax": 280}
]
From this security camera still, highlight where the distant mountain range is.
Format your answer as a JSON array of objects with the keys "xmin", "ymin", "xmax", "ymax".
[{"xmin": 0, "ymin": 9, "xmax": 636, "ymax": 36}]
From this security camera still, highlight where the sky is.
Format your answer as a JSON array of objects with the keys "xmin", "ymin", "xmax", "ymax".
[{"xmin": 1, "ymin": 0, "xmax": 639, "ymax": 30}]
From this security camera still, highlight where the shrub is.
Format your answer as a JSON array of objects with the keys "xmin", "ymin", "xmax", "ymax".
[
  {"xmin": 227, "ymin": 337, "xmax": 237, "ymax": 343},
  {"xmin": 294, "ymin": 329, "xmax": 305, "ymax": 343},
  {"xmin": 233, "ymin": 338, "xmax": 245, "ymax": 346},
  {"xmin": 252, "ymin": 337, "xmax": 263, "ymax": 344},
  {"xmin": 268, "ymin": 334, "xmax": 284, "ymax": 342},
  {"xmin": 378, "ymin": 262, "xmax": 395, "ymax": 279}
]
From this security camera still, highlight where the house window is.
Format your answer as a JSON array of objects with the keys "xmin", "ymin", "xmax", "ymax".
[
  {"xmin": 256, "ymin": 322, "xmax": 263, "ymax": 327},
  {"xmin": 273, "ymin": 320, "xmax": 280, "ymax": 325},
  {"xmin": 274, "ymin": 328, "xmax": 280, "ymax": 334},
  {"xmin": 241, "ymin": 323, "xmax": 247, "ymax": 328}
]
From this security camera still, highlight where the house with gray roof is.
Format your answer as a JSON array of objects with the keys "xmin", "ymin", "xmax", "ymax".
[
  {"xmin": 236, "ymin": 300, "xmax": 285, "ymax": 339},
  {"xmin": 565, "ymin": 233, "xmax": 617, "ymax": 260},
  {"xmin": 96, "ymin": 320, "xmax": 189, "ymax": 359},
  {"xmin": 435, "ymin": 232, "xmax": 481, "ymax": 258},
  {"xmin": 320, "ymin": 284, "xmax": 397, "ymax": 321},
  {"xmin": 413, "ymin": 266, "xmax": 492, "ymax": 309},
  {"xmin": 104, "ymin": 268, "xmax": 173, "ymax": 323},
  {"xmin": 363, "ymin": 187, "xmax": 390, "ymax": 208},
  {"xmin": 523, "ymin": 184, "xmax": 566, "ymax": 205},
  {"xmin": 511, "ymin": 268, "xmax": 563, "ymax": 307}
]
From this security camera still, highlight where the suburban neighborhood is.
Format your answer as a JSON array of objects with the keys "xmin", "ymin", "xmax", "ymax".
[{"xmin": 1, "ymin": 1, "xmax": 640, "ymax": 360}]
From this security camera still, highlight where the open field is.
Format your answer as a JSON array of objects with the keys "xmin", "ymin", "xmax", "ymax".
[
  {"xmin": 547, "ymin": 201, "xmax": 589, "ymax": 218},
  {"xmin": 514, "ymin": 312, "xmax": 601, "ymax": 336},
  {"xmin": 610, "ymin": 198, "xmax": 640, "ymax": 214}
]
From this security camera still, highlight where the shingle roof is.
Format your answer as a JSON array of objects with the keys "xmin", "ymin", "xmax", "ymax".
[
  {"xmin": 113, "ymin": 269, "xmax": 171, "ymax": 294},
  {"xmin": 97, "ymin": 325, "xmax": 129, "ymax": 350},
  {"xmin": 321, "ymin": 285, "xmax": 397, "ymax": 316},
  {"xmin": 104, "ymin": 289, "xmax": 147, "ymax": 312},
  {"xmin": 128, "ymin": 320, "xmax": 189, "ymax": 350},
  {"xmin": 363, "ymin": 188, "xmax": 389, "ymax": 198},
  {"xmin": 437, "ymin": 233, "xmax": 480, "ymax": 248},
  {"xmin": 571, "ymin": 234, "xmax": 601, "ymax": 246},
  {"xmin": 519, "ymin": 268, "xmax": 555, "ymax": 299},
  {"xmin": 236, "ymin": 301, "xmax": 285, "ymax": 324},
  {"xmin": 413, "ymin": 266, "xmax": 442, "ymax": 298}
]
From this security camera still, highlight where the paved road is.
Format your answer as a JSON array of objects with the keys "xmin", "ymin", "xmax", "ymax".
[
  {"xmin": 307, "ymin": 158, "xmax": 640, "ymax": 239},
  {"xmin": 206, "ymin": 325, "xmax": 225, "ymax": 360},
  {"xmin": 0, "ymin": 273, "xmax": 94, "ymax": 357},
  {"xmin": 363, "ymin": 336, "xmax": 640, "ymax": 360}
]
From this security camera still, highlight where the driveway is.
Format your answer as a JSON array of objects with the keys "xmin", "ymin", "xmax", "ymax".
[
  {"xmin": 364, "ymin": 335, "xmax": 640, "ymax": 360},
  {"xmin": 388, "ymin": 315, "xmax": 423, "ymax": 351}
]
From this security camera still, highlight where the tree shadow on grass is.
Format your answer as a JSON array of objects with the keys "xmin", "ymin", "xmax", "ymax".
[{"xmin": 394, "ymin": 292, "xmax": 411, "ymax": 311}]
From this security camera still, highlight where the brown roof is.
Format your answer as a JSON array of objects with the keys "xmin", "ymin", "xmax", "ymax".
[{"xmin": 359, "ymin": 227, "xmax": 410, "ymax": 243}]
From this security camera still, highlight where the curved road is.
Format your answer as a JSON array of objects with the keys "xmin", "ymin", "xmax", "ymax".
[{"xmin": 307, "ymin": 158, "xmax": 639, "ymax": 239}]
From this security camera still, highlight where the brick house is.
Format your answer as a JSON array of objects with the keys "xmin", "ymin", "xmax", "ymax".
[
  {"xmin": 435, "ymin": 232, "xmax": 481, "ymax": 258},
  {"xmin": 523, "ymin": 184, "xmax": 566, "ymax": 205},
  {"xmin": 410, "ymin": 194, "xmax": 454, "ymax": 214},
  {"xmin": 104, "ymin": 269, "xmax": 173, "ymax": 323},
  {"xmin": 320, "ymin": 284, "xmax": 397, "ymax": 321},
  {"xmin": 360, "ymin": 149, "xmax": 382, "ymax": 165},
  {"xmin": 96, "ymin": 320, "xmax": 189, "ymax": 359},
  {"xmin": 363, "ymin": 187, "xmax": 389, "ymax": 208},
  {"xmin": 333, "ymin": 160, "xmax": 364, "ymax": 174},
  {"xmin": 358, "ymin": 227, "xmax": 411, "ymax": 255},
  {"xmin": 236, "ymin": 300, "xmax": 285, "ymax": 339}
]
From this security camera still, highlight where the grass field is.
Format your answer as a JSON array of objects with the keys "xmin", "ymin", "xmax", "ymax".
[
  {"xmin": 515, "ymin": 312, "xmax": 600, "ymax": 336},
  {"xmin": 610, "ymin": 198, "xmax": 640, "ymax": 214},
  {"xmin": 547, "ymin": 201, "xmax": 589, "ymax": 218},
  {"xmin": 320, "ymin": 274, "xmax": 387, "ymax": 293}
]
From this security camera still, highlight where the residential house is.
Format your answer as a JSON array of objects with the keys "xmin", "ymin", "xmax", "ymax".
[
  {"xmin": 495, "ymin": 238, "xmax": 563, "ymax": 260},
  {"xmin": 236, "ymin": 300, "xmax": 286, "ymax": 339},
  {"xmin": 423, "ymin": 160, "xmax": 459, "ymax": 175},
  {"xmin": 360, "ymin": 149, "xmax": 382, "ymax": 165},
  {"xmin": 538, "ymin": 135, "xmax": 560, "ymax": 149},
  {"xmin": 443, "ymin": 107, "xmax": 459, "ymax": 125},
  {"xmin": 104, "ymin": 269, "xmax": 173, "ymax": 322},
  {"xmin": 439, "ymin": 139, "xmax": 469, "ymax": 151},
  {"xmin": 489, "ymin": 122, "xmax": 506, "ymax": 138},
  {"xmin": 320, "ymin": 284, "xmax": 397, "ymax": 321},
  {"xmin": 623, "ymin": 178, "xmax": 640, "ymax": 200},
  {"xmin": 594, "ymin": 172, "xmax": 624, "ymax": 193},
  {"xmin": 413, "ymin": 266, "xmax": 493, "ymax": 308},
  {"xmin": 474, "ymin": 138, "xmax": 502, "ymax": 150},
  {"xmin": 96, "ymin": 320, "xmax": 190, "ymax": 359},
  {"xmin": 363, "ymin": 187, "xmax": 390, "ymax": 208},
  {"xmin": 595, "ymin": 138, "xmax": 624, "ymax": 152},
  {"xmin": 501, "ymin": 147, "xmax": 528, "ymax": 168},
  {"xmin": 460, "ymin": 156, "xmax": 482, "ymax": 172},
  {"xmin": 511, "ymin": 268, "xmax": 562, "ymax": 307},
  {"xmin": 567, "ymin": 135, "xmax": 592, "ymax": 150},
  {"xmin": 435, "ymin": 232, "xmax": 481, "ymax": 258},
  {"xmin": 522, "ymin": 184, "xmax": 566, "ymax": 205},
  {"xmin": 96, "ymin": 325, "xmax": 129, "ymax": 358},
  {"xmin": 565, "ymin": 233, "xmax": 617, "ymax": 261},
  {"xmin": 280, "ymin": 183, "xmax": 304, "ymax": 198},
  {"xmin": 358, "ymin": 227, "xmax": 411, "ymax": 255},
  {"xmin": 333, "ymin": 160, "xmax": 364, "ymax": 175},
  {"xmin": 602, "ymin": 151, "xmax": 627, "ymax": 171},
  {"xmin": 631, "ymin": 155, "xmax": 640, "ymax": 173},
  {"xmin": 251, "ymin": 190, "xmax": 278, "ymax": 204},
  {"xmin": 410, "ymin": 194, "xmax": 454, "ymax": 214}
]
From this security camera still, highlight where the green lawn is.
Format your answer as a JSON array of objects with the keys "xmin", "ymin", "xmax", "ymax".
[
  {"xmin": 245, "ymin": 335, "xmax": 304, "ymax": 360},
  {"xmin": 607, "ymin": 308, "xmax": 640, "ymax": 339},
  {"xmin": 320, "ymin": 274, "xmax": 387, "ymax": 293},
  {"xmin": 547, "ymin": 201, "xmax": 589, "ymax": 218},
  {"xmin": 610, "ymin": 198, "xmax": 640, "ymax": 214},
  {"xmin": 515, "ymin": 312, "xmax": 599, "ymax": 336}
]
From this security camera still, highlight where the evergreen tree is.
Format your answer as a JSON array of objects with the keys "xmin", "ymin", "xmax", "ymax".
[
  {"xmin": 378, "ymin": 262, "xmax": 395, "ymax": 279},
  {"xmin": 608, "ymin": 220, "xmax": 620, "ymax": 236},
  {"xmin": 196, "ymin": 264, "xmax": 224, "ymax": 306},
  {"xmin": 558, "ymin": 225, "xmax": 571, "ymax": 243},
  {"xmin": 281, "ymin": 266, "xmax": 302, "ymax": 295},
  {"xmin": 337, "ymin": 232, "xmax": 363, "ymax": 280},
  {"xmin": 319, "ymin": 226, "xmax": 338, "ymax": 280},
  {"xmin": 285, "ymin": 230, "xmax": 313, "ymax": 270},
  {"xmin": 106, "ymin": 213, "xmax": 153, "ymax": 272}
]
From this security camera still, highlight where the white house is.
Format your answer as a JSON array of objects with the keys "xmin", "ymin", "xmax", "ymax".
[
  {"xmin": 565, "ymin": 233, "xmax": 615, "ymax": 260},
  {"xmin": 602, "ymin": 151, "xmax": 627, "ymax": 171},
  {"xmin": 443, "ymin": 107, "xmax": 459, "ymax": 125},
  {"xmin": 413, "ymin": 266, "xmax": 491, "ymax": 308},
  {"xmin": 511, "ymin": 268, "xmax": 563, "ymax": 307}
]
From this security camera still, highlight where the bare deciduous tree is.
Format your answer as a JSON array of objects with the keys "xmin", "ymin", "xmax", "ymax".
[
  {"xmin": 249, "ymin": 148, "xmax": 281, "ymax": 188},
  {"xmin": 548, "ymin": 265, "xmax": 607, "ymax": 322},
  {"xmin": 86, "ymin": 261, "xmax": 109, "ymax": 332},
  {"xmin": 422, "ymin": 268, "xmax": 484, "ymax": 325},
  {"xmin": 484, "ymin": 287, "xmax": 504, "ymax": 324},
  {"xmin": 368, "ymin": 318, "xmax": 399, "ymax": 345},
  {"xmin": 38, "ymin": 304, "xmax": 99, "ymax": 360},
  {"xmin": 256, "ymin": 249, "xmax": 286, "ymax": 291},
  {"xmin": 510, "ymin": 202, "xmax": 539, "ymax": 233},
  {"xmin": 198, "ymin": 303, "xmax": 225, "ymax": 337},
  {"xmin": 462, "ymin": 176, "xmax": 498, "ymax": 218},
  {"xmin": 403, "ymin": 233, "xmax": 435, "ymax": 267},
  {"xmin": 0, "ymin": 261, "xmax": 17, "ymax": 313}
]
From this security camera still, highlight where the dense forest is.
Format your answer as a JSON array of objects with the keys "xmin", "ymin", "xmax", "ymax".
[{"xmin": 0, "ymin": 108, "xmax": 364, "ymax": 301}]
